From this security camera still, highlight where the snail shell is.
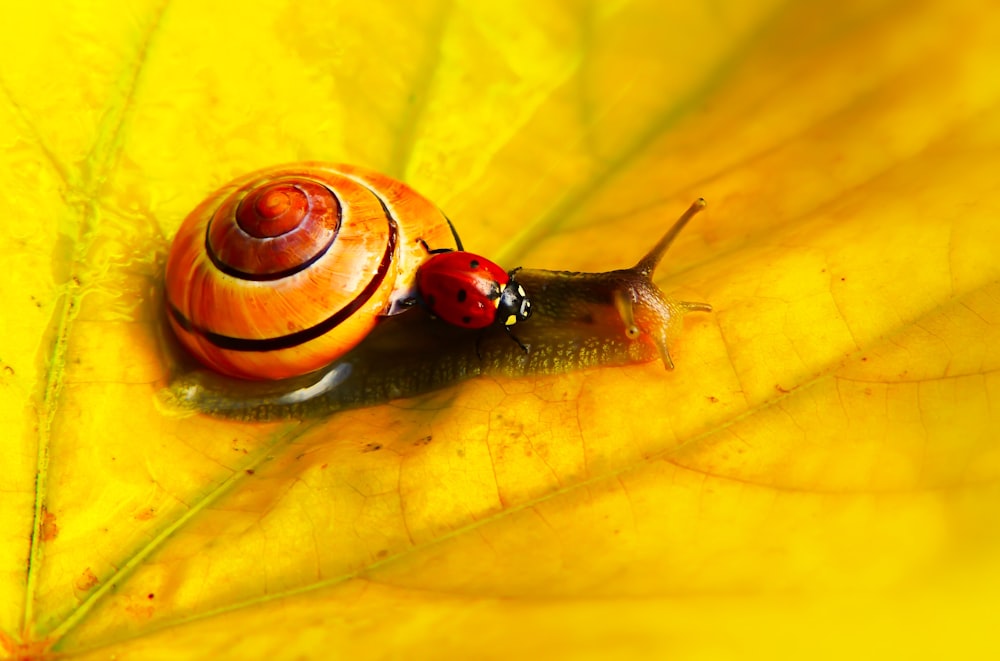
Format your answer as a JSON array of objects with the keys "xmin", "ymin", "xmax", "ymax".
[{"xmin": 164, "ymin": 163, "xmax": 458, "ymax": 380}]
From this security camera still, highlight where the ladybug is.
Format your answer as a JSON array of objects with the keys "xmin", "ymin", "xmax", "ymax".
[{"xmin": 415, "ymin": 239, "xmax": 532, "ymax": 351}]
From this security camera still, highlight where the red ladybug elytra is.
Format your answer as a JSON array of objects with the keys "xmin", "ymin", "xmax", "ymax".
[{"xmin": 415, "ymin": 241, "xmax": 532, "ymax": 350}]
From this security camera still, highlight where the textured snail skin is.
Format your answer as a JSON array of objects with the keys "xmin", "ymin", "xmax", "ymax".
[{"xmin": 160, "ymin": 201, "xmax": 712, "ymax": 421}]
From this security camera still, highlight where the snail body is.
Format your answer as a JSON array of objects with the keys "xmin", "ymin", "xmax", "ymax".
[{"xmin": 162, "ymin": 163, "xmax": 711, "ymax": 420}]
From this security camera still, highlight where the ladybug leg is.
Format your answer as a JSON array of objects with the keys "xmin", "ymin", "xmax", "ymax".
[
  {"xmin": 504, "ymin": 325, "xmax": 529, "ymax": 353},
  {"xmin": 443, "ymin": 216, "xmax": 465, "ymax": 251},
  {"xmin": 418, "ymin": 238, "xmax": 454, "ymax": 255},
  {"xmin": 418, "ymin": 216, "xmax": 465, "ymax": 255},
  {"xmin": 474, "ymin": 331, "xmax": 485, "ymax": 363}
]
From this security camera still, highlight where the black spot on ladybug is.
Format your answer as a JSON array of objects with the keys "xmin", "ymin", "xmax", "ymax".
[
  {"xmin": 457, "ymin": 289, "xmax": 467, "ymax": 302},
  {"xmin": 426, "ymin": 294, "xmax": 436, "ymax": 307},
  {"xmin": 462, "ymin": 315, "xmax": 472, "ymax": 325},
  {"xmin": 469, "ymin": 259, "xmax": 480, "ymax": 269}
]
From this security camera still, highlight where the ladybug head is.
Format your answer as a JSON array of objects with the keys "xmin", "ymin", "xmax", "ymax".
[{"xmin": 498, "ymin": 273, "xmax": 532, "ymax": 328}]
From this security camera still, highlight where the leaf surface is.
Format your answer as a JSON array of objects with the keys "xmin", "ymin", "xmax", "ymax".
[{"xmin": 1, "ymin": 0, "xmax": 998, "ymax": 658}]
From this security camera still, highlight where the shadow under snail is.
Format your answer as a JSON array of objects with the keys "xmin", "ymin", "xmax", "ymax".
[{"xmin": 160, "ymin": 163, "xmax": 712, "ymax": 421}]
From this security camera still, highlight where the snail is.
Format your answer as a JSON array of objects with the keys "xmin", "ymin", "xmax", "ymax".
[{"xmin": 161, "ymin": 163, "xmax": 712, "ymax": 420}]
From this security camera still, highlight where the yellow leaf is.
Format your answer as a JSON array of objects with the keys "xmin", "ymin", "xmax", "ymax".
[{"xmin": 1, "ymin": 0, "xmax": 998, "ymax": 659}]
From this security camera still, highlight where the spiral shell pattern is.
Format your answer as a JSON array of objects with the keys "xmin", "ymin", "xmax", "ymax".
[{"xmin": 165, "ymin": 163, "xmax": 457, "ymax": 380}]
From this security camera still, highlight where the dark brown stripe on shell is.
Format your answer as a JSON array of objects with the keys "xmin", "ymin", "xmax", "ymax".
[
  {"xmin": 172, "ymin": 182, "xmax": 399, "ymax": 353},
  {"xmin": 204, "ymin": 183, "xmax": 342, "ymax": 282}
]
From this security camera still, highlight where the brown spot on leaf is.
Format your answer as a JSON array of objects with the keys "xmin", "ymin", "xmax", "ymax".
[
  {"xmin": 125, "ymin": 599, "xmax": 155, "ymax": 620},
  {"xmin": 40, "ymin": 508, "xmax": 59, "ymax": 542},
  {"xmin": 75, "ymin": 567, "xmax": 99, "ymax": 592}
]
